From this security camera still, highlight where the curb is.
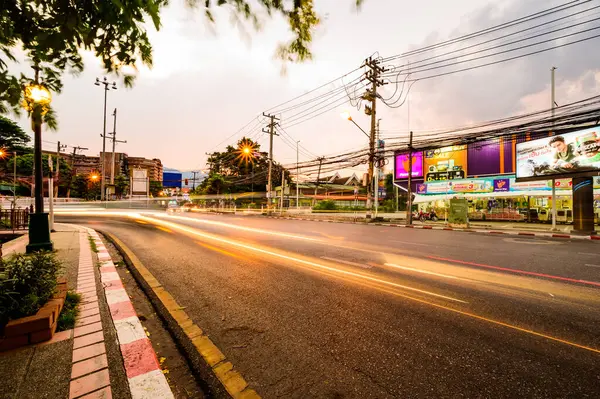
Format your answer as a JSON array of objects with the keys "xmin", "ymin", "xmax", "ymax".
[
  {"xmin": 101, "ymin": 231, "xmax": 260, "ymax": 399},
  {"xmin": 261, "ymin": 216, "xmax": 599, "ymax": 241},
  {"xmin": 87, "ymin": 229, "xmax": 174, "ymax": 399}
]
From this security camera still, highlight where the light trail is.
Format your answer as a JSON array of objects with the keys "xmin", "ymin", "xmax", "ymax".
[{"xmin": 137, "ymin": 214, "xmax": 467, "ymax": 304}]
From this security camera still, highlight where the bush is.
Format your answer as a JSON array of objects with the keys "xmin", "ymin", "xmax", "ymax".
[
  {"xmin": 0, "ymin": 252, "xmax": 62, "ymax": 329},
  {"xmin": 313, "ymin": 200, "xmax": 337, "ymax": 211}
]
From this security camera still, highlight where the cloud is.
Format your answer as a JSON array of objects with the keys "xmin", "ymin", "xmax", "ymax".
[{"xmin": 383, "ymin": 0, "xmax": 600, "ymax": 132}]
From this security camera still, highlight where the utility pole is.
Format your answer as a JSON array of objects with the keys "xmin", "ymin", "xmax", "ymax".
[
  {"xmin": 296, "ymin": 141, "xmax": 300, "ymax": 209},
  {"xmin": 314, "ymin": 157, "xmax": 324, "ymax": 206},
  {"xmin": 95, "ymin": 77, "xmax": 117, "ymax": 201},
  {"xmin": 363, "ymin": 56, "xmax": 387, "ymax": 218},
  {"xmin": 406, "ymin": 131, "xmax": 414, "ymax": 225},
  {"xmin": 551, "ymin": 66, "xmax": 557, "ymax": 231},
  {"xmin": 109, "ymin": 108, "xmax": 126, "ymax": 188},
  {"xmin": 67, "ymin": 146, "xmax": 88, "ymax": 198},
  {"xmin": 191, "ymin": 171, "xmax": 199, "ymax": 191},
  {"xmin": 374, "ymin": 119, "xmax": 381, "ymax": 217},
  {"xmin": 280, "ymin": 168, "xmax": 285, "ymax": 214},
  {"xmin": 262, "ymin": 113, "xmax": 279, "ymax": 209},
  {"xmin": 55, "ymin": 141, "xmax": 67, "ymax": 198}
]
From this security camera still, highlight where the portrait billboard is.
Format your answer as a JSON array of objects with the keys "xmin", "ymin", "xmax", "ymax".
[
  {"xmin": 516, "ymin": 127, "xmax": 600, "ymax": 180},
  {"xmin": 424, "ymin": 145, "xmax": 468, "ymax": 181},
  {"xmin": 395, "ymin": 151, "xmax": 423, "ymax": 179}
]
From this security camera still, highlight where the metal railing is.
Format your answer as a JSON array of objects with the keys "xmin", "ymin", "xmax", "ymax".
[{"xmin": 0, "ymin": 208, "xmax": 30, "ymax": 231}]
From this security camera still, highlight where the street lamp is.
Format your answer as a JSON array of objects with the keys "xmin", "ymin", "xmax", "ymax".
[
  {"xmin": 341, "ymin": 111, "xmax": 370, "ymax": 138},
  {"xmin": 23, "ymin": 79, "xmax": 53, "ymax": 252},
  {"xmin": 341, "ymin": 111, "xmax": 374, "ymax": 217},
  {"xmin": 95, "ymin": 77, "xmax": 117, "ymax": 201}
]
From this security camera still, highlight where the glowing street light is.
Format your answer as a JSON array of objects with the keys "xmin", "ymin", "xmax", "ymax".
[
  {"xmin": 24, "ymin": 84, "xmax": 52, "ymax": 107},
  {"xmin": 90, "ymin": 174, "xmax": 100, "ymax": 181}
]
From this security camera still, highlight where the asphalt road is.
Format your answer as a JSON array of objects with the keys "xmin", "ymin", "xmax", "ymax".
[{"xmin": 58, "ymin": 211, "xmax": 600, "ymax": 398}]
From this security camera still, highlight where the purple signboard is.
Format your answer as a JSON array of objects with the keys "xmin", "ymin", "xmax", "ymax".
[
  {"xmin": 468, "ymin": 140, "xmax": 500, "ymax": 176},
  {"xmin": 467, "ymin": 139, "xmax": 515, "ymax": 176},
  {"xmin": 493, "ymin": 178, "xmax": 510, "ymax": 192},
  {"xmin": 395, "ymin": 152, "xmax": 424, "ymax": 179}
]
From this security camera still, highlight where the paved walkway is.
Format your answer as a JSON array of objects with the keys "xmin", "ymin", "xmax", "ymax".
[{"xmin": 0, "ymin": 224, "xmax": 173, "ymax": 399}]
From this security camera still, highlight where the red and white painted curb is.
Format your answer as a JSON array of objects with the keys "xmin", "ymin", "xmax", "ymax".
[
  {"xmin": 86, "ymin": 229, "xmax": 174, "ymax": 399},
  {"xmin": 69, "ymin": 228, "xmax": 112, "ymax": 399},
  {"xmin": 264, "ymin": 216, "xmax": 600, "ymax": 240}
]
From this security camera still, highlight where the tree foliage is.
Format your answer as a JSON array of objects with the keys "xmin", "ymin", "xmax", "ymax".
[
  {"xmin": 0, "ymin": 0, "xmax": 364, "ymax": 124},
  {"xmin": 0, "ymin": 116, "xmax": 29, "ymax": 152},
  {"xmin": 198, "ymin": 137, "xmax": 289, "ymax": 194}
]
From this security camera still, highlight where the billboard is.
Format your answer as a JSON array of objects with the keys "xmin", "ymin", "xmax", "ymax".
[
  {"xmin": 415, "ymin": 175, "xmax": 579, "ymax": 195},
  {"xmin": 395, "ymin": 152, "xmax": 423, "ymax": 179},
  {"xmin": 163, "ymin": 172, "xmax": 182, "ymax": 188},
  {"xmin": 424, "ymin": 145, "xmax": 468, "ymax": 181},
  {"xmin": 516, "ymin": 127, "xmax": 600, "ymax": 180},
  {"xmin": 467, "ymin": 139, "xmax": 515, "ymax": 176},
  {"xmin": 131, "ymin": 168, "xmax": 148, "ymax": 195}
]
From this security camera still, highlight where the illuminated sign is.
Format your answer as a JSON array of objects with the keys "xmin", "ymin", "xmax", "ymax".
[{"xmin": 516, "ymin": 127, "xmax": 600, "ymax": 180}]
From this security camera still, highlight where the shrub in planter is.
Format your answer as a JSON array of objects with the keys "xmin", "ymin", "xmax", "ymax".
[{"xmin": 0, "ymin": 252, "xmax": 62, "ymax": 330}]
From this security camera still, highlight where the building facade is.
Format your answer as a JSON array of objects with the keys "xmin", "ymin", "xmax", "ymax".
[{"xmin": 127, "ymin": 157, "xmax": 163, "ymax": 182}]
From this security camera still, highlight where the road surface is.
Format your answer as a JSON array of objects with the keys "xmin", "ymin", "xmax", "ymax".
[{"xmin": 58, "ymin": 211, "xmax": 600, "ymax": 398}]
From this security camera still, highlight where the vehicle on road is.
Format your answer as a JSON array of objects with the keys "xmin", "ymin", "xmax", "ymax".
[{"xmin": 166, "ymin": 200, "xmax": 182, "ymax": 213}]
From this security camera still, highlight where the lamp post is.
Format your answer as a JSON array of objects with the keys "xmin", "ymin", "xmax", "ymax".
[
  {"xmin": 341, "ymin": 111, "xmax": 372, "ymax": 215},
  {"xmin": 296, "ymin": 141, "xmax": 300, "ymax": 210},
  {"xmin": 23, "ymin": 76, "xmax": 53, "ymax": 252},
  {"xmin": 95, "ymin": 77, "xmax": 117, "ymax": 201}
]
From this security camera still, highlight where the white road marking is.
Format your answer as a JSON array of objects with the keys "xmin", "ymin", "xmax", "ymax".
[
  {"xmin": 321, "ymin": 256, "xmax": 372, "ymax": 269},
  {"xmin": 390, "ymin": 240, "xmax": 431, "ymax": 246},
  {"xmin": 579, "ymin": 252, "xmax": 598, "ymax": 256},
  {"xmin": 585, "ymin": 264, "xmax": 600, "ymax": 268},
  {"xmin": 384, "ymin": 263, "xmax": 460, "ymax": 280}
]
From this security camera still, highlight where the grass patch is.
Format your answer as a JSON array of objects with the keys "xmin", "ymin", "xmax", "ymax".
[
  {"xmin": 57, "ymin": 291, "xmax": 81, "ymax": 332},
  {"xmin": 88, "ymin": 236, "xmax": 98, "ymax": 253}
]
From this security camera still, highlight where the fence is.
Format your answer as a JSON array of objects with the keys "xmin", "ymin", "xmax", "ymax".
[{"xmin": 0, "ymin": 208, "xmax": 30, "ymax": 230}]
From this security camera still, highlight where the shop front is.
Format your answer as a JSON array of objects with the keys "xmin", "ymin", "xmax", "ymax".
[{"xmin": 414, "ymin": 176, "xmax": 600, "ymax": 223}]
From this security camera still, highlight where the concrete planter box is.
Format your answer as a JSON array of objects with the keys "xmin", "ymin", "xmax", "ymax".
[{"xmin": 0, "ymin": 279, "xmax": 67, "ymax": 351}]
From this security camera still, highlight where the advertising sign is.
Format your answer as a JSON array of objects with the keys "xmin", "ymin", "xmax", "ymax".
[
  {"xmin": 516, "ymin": 127, "xmax": 600, "ymax": 180},
  {"xmin": 395, "ymin": 152, "xmax": 424, "ymax": 179},
  {"xmin": 493, "ymin": 178, "xmax": 510, "ymax": 192},
  {"xmin": 415, "ymin": 175, "xmax": 579, "ymax": 195},
  {"xmin": 424, "ymin": 145, "xmax": 468, "ymax": 181},
  {"xmin": 131, "ymin": 168, "xmax": 148, "ymax": 195}
]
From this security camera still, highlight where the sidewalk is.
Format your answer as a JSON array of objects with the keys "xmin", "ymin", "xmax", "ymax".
[{"xmin": 0, "ymin": 225, "xmax": 173, "ymax": 399}]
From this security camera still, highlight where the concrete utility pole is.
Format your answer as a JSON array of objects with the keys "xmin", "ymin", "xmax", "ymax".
[
  {"xmin": 67, "ymin": 146, "xmax": 88, "ymax": 198},
  {"xmin": 280, "ymin": 168, "xmax": 285, "ymax": 213},
  {"xmin": 374, "ymin": 119, "xmax": 381, "ymax": 217},
  {"xmin": 363, "ymin": 57, "xmax": 387, "ymax": 218},
  {"xmin": 55, "ymin": 141, "xmax": 66, "ymax": 198},
  {"xmin": 296, "ymin": 141, "xmax": 300, "ymax": 209},
  {"xmin": 551, "ymin": 66, "xmax": 557, "ymax": 231},
  {"xmin": 109, "ymin": 108, "xmax": 126, "ymax": 187},
  {"xmin": 95, "ymin": 77, "xmax": 117, "ymax": 201},
  {"xmin": 314, "ymin": 157, "xmax": 324, "ymax": 206},
  {"xmin": 406, "ymin": 131, "xmax": 414, "ymax": 225},
  {"xmin": 262, "ymin": 113, "xmax": 279, "ymax": 209},
  {"xmin": 191, "ymin": 171, "xmax": 200, "ymax": 191}
]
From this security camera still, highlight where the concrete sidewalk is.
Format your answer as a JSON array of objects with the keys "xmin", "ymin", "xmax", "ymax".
[{"xmin": 0, "ymin": 224, "xmax": 172, "ymax": 399}]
